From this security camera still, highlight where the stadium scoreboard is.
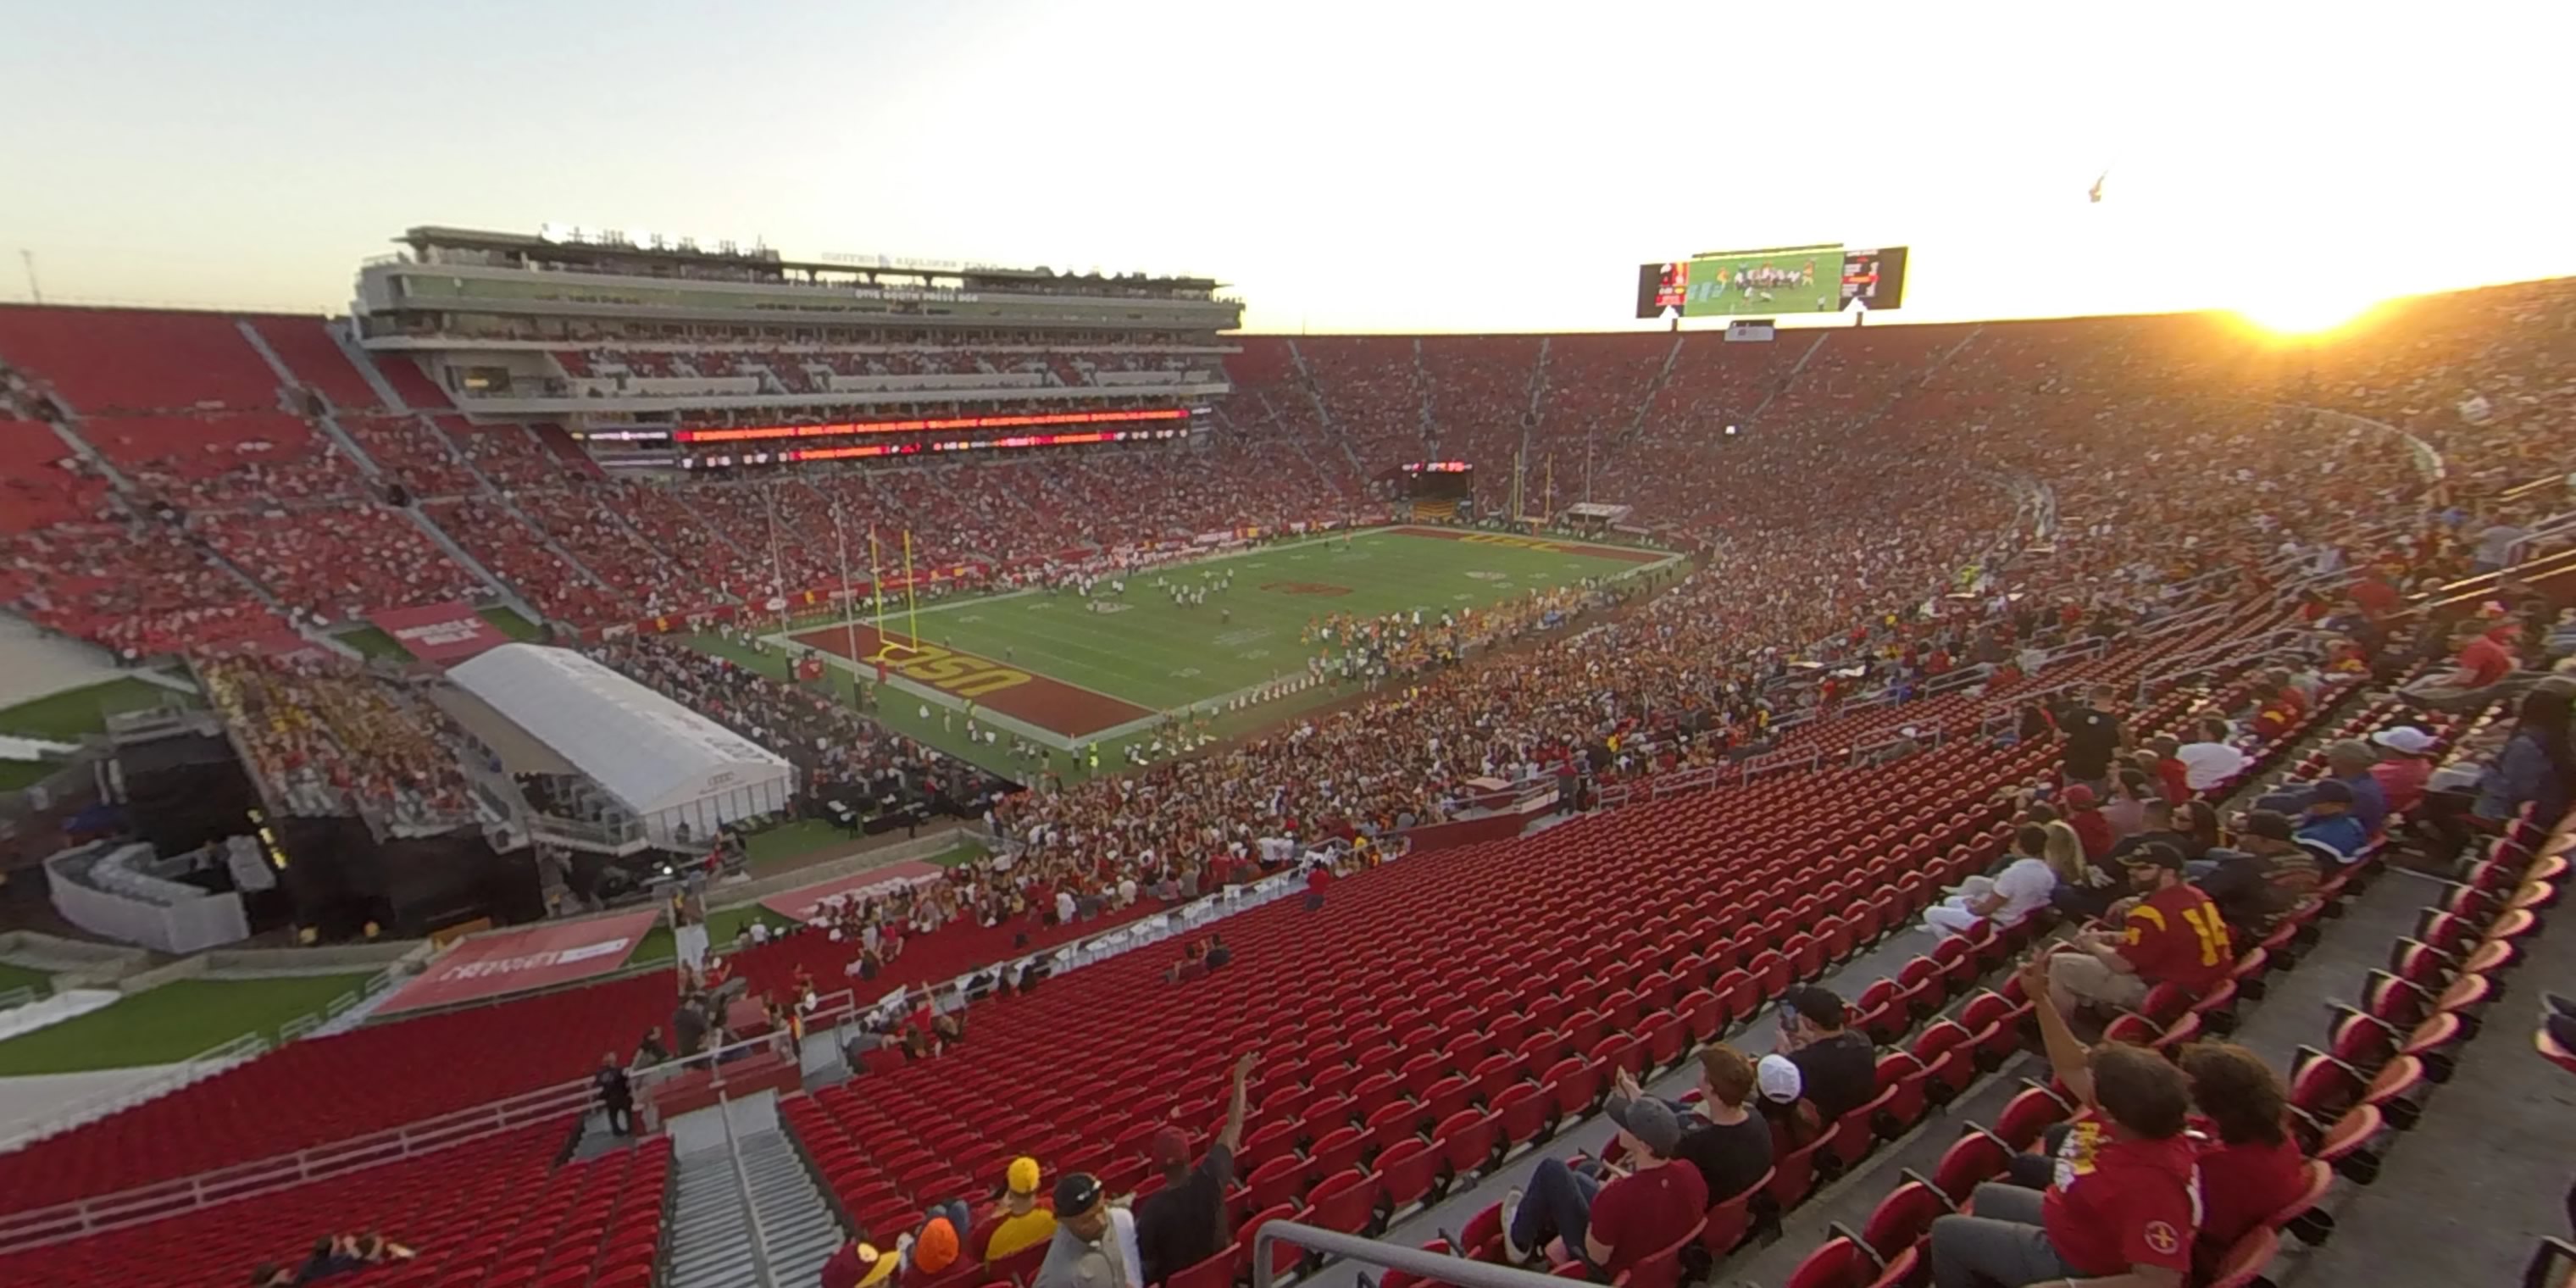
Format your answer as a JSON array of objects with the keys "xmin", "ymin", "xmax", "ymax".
[{"xmin": 1635, "ymin": 245, "xmax": 1909, "ymax": 319}]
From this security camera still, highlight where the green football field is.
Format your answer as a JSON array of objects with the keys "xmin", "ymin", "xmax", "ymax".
[
  {"xmin": 770, "ymin": 527, "xmax": 1678, "ymax": 753},
  {"xmin": 1683, "ymin": 247, "xmax": 1842, "ymax": 317}
]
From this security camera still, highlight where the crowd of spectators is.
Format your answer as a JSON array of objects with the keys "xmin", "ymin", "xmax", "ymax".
[
  {"xmin": 336, "ymin": 414, "xmax": 480, "ymax": 497},
  {"xmin": 199, "ymin": 651, "xmax": 481, "ymax": 828},
  {"xmin": 1420, "ymin": 336, "xmax": 1543, "ymax": 466},
  {"xmin": 1298, "ymin": 336, "xmax": 1433, "ymax": 471},
  {"xmin": 3, "ymin": 285, "xmax": 2568, "ymax": 703},
  {"xmin": 191, "ymin": 503, "xmax": 486, "ymax": 626}
]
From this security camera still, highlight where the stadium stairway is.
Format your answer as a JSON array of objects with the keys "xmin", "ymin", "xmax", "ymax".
[
  {"xmin": 2266, "ymin": 870, "xmax": 2576, "ymax": 1286},
  {"xmin": 1283, "ymin": 341, "xmax": 1373, "ymax": 481},
  {"xmin": 327, "ymin": 321, "xmax": 414, "ymax": 411},
  {"xmin": 33, "ymin": 414, "xmax": 136, "ymax": 492},
  {"xmin": 1746, "ymin": 331, "xmax": 1831, "ymax": 423},
  {"xmin": 668, "ymin": 1127, "xmax": 846, "ymax": 1288}
]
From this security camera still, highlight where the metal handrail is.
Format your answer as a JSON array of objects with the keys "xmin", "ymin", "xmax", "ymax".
[
  {"xmin": 0, "ymin": 1075, "xmax": 594, "ymax": 1252},
  {"xmin": 716, "ymin": 1092, "xmax": 781, "ymax": 1288},
  {"xmin": 1252, "ymin": 1219, "xmax": 1572, "ymax": 1288}
]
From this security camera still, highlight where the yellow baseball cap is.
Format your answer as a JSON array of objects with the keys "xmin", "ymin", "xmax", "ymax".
[{"xmin": 1007, "ymin": 1156, "xmax": 1042, "ymax": 1196}]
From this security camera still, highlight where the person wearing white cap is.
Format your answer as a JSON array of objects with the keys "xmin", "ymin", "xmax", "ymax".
[
  {"xmin": 2367, "ymin": 725, "xmax": 2434, "ymax": 815},
  {"xmin": 1752, "ymin": 1053, "xmax": 1822, "ymax": 1150}
]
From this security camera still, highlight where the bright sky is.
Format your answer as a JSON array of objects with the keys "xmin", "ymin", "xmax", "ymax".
[{"xmin": 3, "ymin": 0, "xmax": 2568, "ymax": 333}]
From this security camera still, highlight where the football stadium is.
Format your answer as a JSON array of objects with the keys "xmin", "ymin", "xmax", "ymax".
[{"xmin": 2, "ymin": 10, "xmax": 2573, "ymax": 1288}]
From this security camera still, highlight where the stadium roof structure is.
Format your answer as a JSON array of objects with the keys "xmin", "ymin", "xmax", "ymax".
[
  {"xmin": 396, "ymin": 225, "xmax": 1222, "ymax": 290},
  {"xmin": 447, "ymin": 643, "xmax": 793, "ymax": 841}
]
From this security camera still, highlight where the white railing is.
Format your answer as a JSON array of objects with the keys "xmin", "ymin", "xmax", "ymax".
[
  {"xmin": 1849, "ymin": 724, "xmax": 1947, "ymax": 767},
  {"xmin": 0, "ymin": 986, "xmax": 34, "ymax": 1012},
  {"xmin": 1924, "ymin": 663, "xmax": 1996, "ymax": 697},
  {"xmin": 0, "ymin": 1074, "xmax": 597, "ymax": 1254},
  {"xmin": 2132, "ymin": 627, "xmax": 2309, "ymax": 702},
  {"xmin": 2142, "ymin": 598, "xmax": 2236, "ymax": 639}
]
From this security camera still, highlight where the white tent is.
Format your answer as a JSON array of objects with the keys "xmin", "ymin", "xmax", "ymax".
[{"xmin": 448, "ymin": 644, "xmax": 794, "ymax": 846}]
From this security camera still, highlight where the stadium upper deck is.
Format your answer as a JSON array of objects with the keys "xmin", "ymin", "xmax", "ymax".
[{"xmin": 349, "ymin": 227, "xmax": 1240, "ymax": 441}]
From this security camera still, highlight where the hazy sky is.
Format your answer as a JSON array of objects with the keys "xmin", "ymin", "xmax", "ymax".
[{"xmin": 3, "ymin": 1, "xmax": 2568, "ymax": 333}]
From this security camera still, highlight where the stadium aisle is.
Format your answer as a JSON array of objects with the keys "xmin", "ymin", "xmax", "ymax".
[
  {"xmin": 2221, "ymin": 867, "xmax": 2445, "ymax": 1072},
  {"xmin": 2287, "ymin": 893, "xmax": 2576, "ymax": 1287}
]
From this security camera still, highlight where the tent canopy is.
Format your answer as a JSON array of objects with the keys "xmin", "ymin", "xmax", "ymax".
[{"xmin": 448, "ymin": 644, "xmax": 792, "ymax": 819}]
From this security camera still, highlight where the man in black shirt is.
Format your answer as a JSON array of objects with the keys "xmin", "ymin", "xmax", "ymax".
[
  {"xmin": 1611, "ymin": 1046, "xmax": 1773, "ymax": 1202},
  {"xmin": 1776, "ymin": 985, "xmax": 1875, "ymax": 1122},
  {"xmin": 1135, "ymin": 1051, "xmax": 1256, "ymax": 1285},
  {"xmin": 592, "ymin": 1052, "xmax": 635, "ymax": 1135},
  {"xmin": 2060, "ymin": 685, "xmax": 2125, "ymax": 793}
]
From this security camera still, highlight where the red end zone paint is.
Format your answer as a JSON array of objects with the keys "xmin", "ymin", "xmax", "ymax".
[
  {"xmin": 758, "ymin": 860, "xmax": 943, "ymax": 921},
  {"xmin": 375, "ymin": 910, "xmax": 661, "ymax": 1015},
  {"xmin": 1385, "ymin": 525, "xmax": 1670, "ymax": 564},
  {"xmin": 791, "ymin": 622, "xmax": 1153, "ymax": 740}
]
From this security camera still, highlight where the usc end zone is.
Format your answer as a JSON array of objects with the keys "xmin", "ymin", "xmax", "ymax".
[{"xmin": 789, "ymin": 621, "xmax": 1157, "ymax": 741}]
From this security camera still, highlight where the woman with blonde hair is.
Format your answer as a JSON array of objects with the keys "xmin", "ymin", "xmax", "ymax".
[{"xmin": 2045, "ymin": 818, "xmax": 2119, "ymax": 919}]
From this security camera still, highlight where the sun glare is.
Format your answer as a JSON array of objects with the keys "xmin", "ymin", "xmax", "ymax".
[{"xmin": 2234, "ymin": 291, "xmax": 2383, "ymax": 338}]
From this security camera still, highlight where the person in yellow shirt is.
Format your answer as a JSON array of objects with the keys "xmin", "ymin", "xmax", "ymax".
[{"xmin": 983, "ymin": 1156, "xmax": 1057, "ymax": 1263}]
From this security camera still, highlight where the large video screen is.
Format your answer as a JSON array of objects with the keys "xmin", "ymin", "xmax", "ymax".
[{"xmin": 1634, "ymin": 245, "xmax": 1908, "ymax": 319}]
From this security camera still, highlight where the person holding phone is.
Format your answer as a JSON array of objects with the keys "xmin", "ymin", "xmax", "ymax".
[{"xmin": 1773, "ymin": 985, "xmax": 1874, "ymax": 1121}]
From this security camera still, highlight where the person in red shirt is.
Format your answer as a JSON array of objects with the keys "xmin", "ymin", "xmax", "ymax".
[
  {"xmin": 2401, "ymin": 619, "xmax": 2527, "ymax": 710},
  {"xmin": 1303, "ymin": 861, "xmax": 1332, "ymax": 912},
  {"xmin": 2142, "ymin": 736, "xmax": 2192, "ymax": 806},
  {"xmin": 2349, "ymin": 562, "xmax": 2401, "ymax": 617},
  {"xmin": 1502, "ymin": 1096, "xmax": 1708, "ymax": 1279},
  {"xmin": 2062, "ymin": 784, "xmax": 2115, "ymax": 861},
  {"xmin": 2045, "ymin": 844, "xmax": 2233, "ymax": 1013},
  {"xmin": 2177, "ymin": 1043, "xmax": 2307, "ymax": 1271},
  {"xmin": 1931, "ymin": 955, "xmax": 2199, "ymax": 1288},
  {"xmin": 2366, "ymin": 724, "xmax": 2435, "ymax": 815}
]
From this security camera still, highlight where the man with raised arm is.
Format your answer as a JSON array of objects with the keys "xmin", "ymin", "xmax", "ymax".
[
  {"xmin": 1135, "ymin": 1051, "xmax": 1257, "ymax": 1285},
  {"xmin": 1926, "ymin": 955, "xmax": 2200, "ymax": 1288}
]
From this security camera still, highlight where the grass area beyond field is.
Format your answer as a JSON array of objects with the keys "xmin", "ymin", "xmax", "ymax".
[
  {"xmin": 481, "ymin": 607, "xmax": 542, "ymax": 641},
  {"xmin": 0, "ymin": 677, "xmax": 195, "ymax": 742},
  {"xmin": 0, "ymin": 961, "xmax": 53, "ymax": 1002},
  {"xmin": 0, "ymin": 974, "xmax": 374, "ymax": 1074},
  {"xmin": 335, "ymin": 626, "xmax": 414, "ymax": 661}
]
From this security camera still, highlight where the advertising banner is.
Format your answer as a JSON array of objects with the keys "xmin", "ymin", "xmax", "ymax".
[{"xmin": 375, "ymin": 910, "xmax": 660, "ymax": 1015}]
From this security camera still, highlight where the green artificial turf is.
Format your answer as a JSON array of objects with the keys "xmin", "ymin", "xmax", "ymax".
[
  {"xmin": 0, "ymin": 974, "xmax": 375, "ymax": 1074},
  {"xmin": 0, "ymin": 677, "xmax": 195, "ymax": 742},
  {"xmin": 480, "ymin": 606, "xmax": 544, "ymax": 641},
  {"xmin": 0, "ymin": 961, "xmax": 53, "ymax": 1003},
  {"xmin": 334, "ymin": 626, "xmax": 416, "ymax": 661}
]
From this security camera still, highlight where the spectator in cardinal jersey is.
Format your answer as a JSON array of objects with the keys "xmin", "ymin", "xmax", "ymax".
[
  {"xmin": 2061, "ymin": 785, "xmax": 2115, "ymax": 860},
  {"xmin": 1929, "ymin": 956, "xmax": 2199, "ymax": 1288},
  {"xmin": 2366, "ymin": 724, "xmax": 2435, "ymax": 815}
]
